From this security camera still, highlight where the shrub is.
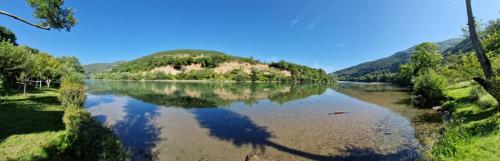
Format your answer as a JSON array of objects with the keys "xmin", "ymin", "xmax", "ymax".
[
  {"xmin": 442, "ymin": 101, "xmax": 457, "ymax": 111},
  {"xmin": 61, "ymin": 72, "xmax": 84, "ymax": 85},
  {"xmin": 413, "ymin": 69, "xmax": 447, "ymax": 106},
  {"xmin": 395, "ymin": 64, "xmax": 415, "ymax": 86},
  {"xmin": 180, "ymin": 69, "xmax": 216, "ymax": 80},
  {"xmin": 62, "ymin": 106, "xmax": 130, "ymax": 161},
  {"xmin": 229, "ymin": 69, "xmax": 251, "ymax": 81},
  {"xmin": 59, "ymin": 74, "xmax": 86, "ymax": 108}
]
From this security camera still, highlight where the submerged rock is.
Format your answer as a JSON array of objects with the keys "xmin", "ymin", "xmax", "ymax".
[
  {"xmin": 245, "ymin": 154, "xmax": 261, "ymax": 161},
  {"xmin": 328, "ymin": 111, "xmax": 348, "ymax": 115}
]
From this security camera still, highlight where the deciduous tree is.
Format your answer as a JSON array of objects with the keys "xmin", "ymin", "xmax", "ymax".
[
  {"xmin": 465, "ymin": 0, "xmax": 499, "ymax": 110},
  {"xmin": 0, "ymin": 0, "xmax": 76, "ymax": 31}
]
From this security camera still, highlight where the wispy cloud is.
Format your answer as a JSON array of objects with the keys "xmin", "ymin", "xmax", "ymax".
[
  {"xmin": 306, "ymin": 6, "xmax": 333, "ymax": 30},
  {"xmin": 290, "ymin": 0, "xmax": 315, "ymax": 27}
]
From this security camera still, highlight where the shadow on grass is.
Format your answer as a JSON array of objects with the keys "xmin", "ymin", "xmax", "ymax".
[
  {"xmin": 191, "ymin": 109, "xmax": 418, "ymax": 161},
  {"xmin": 0, "ymin": 95, "xmax": 64, "ymax": 142},
  {"xmin": 455, "ymin": 107, "xmax": 497, "ymax": 123}
]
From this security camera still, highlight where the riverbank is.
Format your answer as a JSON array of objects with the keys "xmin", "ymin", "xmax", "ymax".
[
  {"xmin": 0, "ymin": 87, "xmax": 128, "ymax": 160},
  {"xmin": 430, "ymin": 83, "xmax": 499, "ymax": 161}
]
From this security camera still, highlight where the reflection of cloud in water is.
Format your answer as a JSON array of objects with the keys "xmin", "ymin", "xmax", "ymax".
[
  {"xmin": 86, "ymin": 95, "xmax": 127, "ymax": 125},
  {"xmin": 85, "ymin": 94, "xmax": 162, "ymax": 161}
]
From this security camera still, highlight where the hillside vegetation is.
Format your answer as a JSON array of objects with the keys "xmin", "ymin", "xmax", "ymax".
[
  {"xmin": 332, "ymin": 38, "xmax": 465, "ymax": 81},
  {"xmin": 90, "ymin": 50, "xmax": 333, "ymax": 82},
  {"xmin": 82, "ymin": 61, "xmax": 126, "ymax": 78}
]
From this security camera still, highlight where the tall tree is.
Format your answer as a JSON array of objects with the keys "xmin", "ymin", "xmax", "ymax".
[
  {"xmin": 410, "ymin": 42, "xmax": 444, "ymax": 75},
  {"xmin": 0, "ymin": 0, "xmax": 76, "ymax": 31},
  {"xmin": 465, "ymin": 0, "xmax": 499, "ymax": 109},
  {"xmin": 0, "ymin": 26, "xmax": 17, "ymax": 45}
]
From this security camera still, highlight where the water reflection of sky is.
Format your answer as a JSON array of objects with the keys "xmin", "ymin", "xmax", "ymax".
[{"xmin": 85, "ymin": 81, "xmax": 422, "ymax": 161}]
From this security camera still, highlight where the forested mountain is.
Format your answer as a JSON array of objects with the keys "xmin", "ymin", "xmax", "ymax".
[
  {"xmin": 83, "ymin": 61, "xmax": 126, "ymax": 78},
  {"xmin": 89, "ymin": 49, "xmax": 333, "ymax": 82},
  {"xmin": 332, "ymin": 38, "xmax": 469, "ymax": 80}
]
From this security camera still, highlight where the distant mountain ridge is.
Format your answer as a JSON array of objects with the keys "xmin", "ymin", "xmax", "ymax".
[
  {"xmin": 83, "ymin": 61, "xmax": 127, "ymax": 78},
  {"xmin": 332, "ymin": 38, "xmax": 471, "ymax": 79}
]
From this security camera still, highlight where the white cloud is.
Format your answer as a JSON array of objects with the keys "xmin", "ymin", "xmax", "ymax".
[
  {"xmin": 290, "ymin": 0, "xmax": 315, "ymax": 27},
  {"xmin": 306, "ymin": 6, "xmax": 333, "ymax": 30}
]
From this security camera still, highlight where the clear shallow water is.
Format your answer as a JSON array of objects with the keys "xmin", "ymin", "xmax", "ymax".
[{"xmin": 84, "ymin": 80, "xmax": 439, "ymax": 161}]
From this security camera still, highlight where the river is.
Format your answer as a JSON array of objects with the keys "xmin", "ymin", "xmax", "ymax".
[{"xmin": 84, "ymin": 80, "xmax": 441, "ymax": 161}]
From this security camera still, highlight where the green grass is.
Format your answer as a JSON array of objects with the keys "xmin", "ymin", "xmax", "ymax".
[
  {"xmin": 0, "ymin": 89, "xmax": 66, "ymax": 161},
  {"xmin": 432, "ymin": 85, "xmax": 500, "ymax": 161}
]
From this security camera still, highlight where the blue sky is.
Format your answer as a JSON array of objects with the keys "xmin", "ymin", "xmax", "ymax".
[{"xmin": 0, "ymin": 0, "xmax": 499, "ymax": 72}]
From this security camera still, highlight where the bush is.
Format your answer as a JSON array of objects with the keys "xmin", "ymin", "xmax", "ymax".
[
  {"xmin": 59, "ymin": 73, "xmax": 86, "ymax": 108},
  {"xmin": 229, "ymin": 69, "xmax": 251, "ymax": 82},
  {"xmin": 395, "ymin": 64, "xmax": 414, "ymax": 86},
  {"xmin": 61, "ymin": 106, "xmax": 129, "ymax": 161},
  {"xmin": 442, "ymin": 101, "xmax": 457, "ymax": 111},
  {"xmin": 413, "ymin": 69, "xmax": 447, "ymax": 106},
  {"xmin": 59, "ymin": 84, "xmax": 86, "ymax": 107},
  {"xmin": 62, "ymin": 72, "xmax": 85, "ymax": 85},
  {"xmin": 180, "ymin": 69, "xmax": 216, "ymax": 80}
]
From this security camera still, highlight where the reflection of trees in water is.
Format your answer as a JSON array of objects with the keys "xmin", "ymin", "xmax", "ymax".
[
  {"xmin": 86, "ymin": 81, "xmax": 333, "ymax": 108},
  {"xmin": 191, "ymin": 109, "xmax": 418, "ymax": 161},
  {"xmin": 94, "ymin": 98, "xmax": 162, "ymax": 161}
]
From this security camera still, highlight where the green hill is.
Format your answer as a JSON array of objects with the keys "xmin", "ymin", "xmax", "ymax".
[
  {"xmin": 89, "ymin": 49, "xmax": 333, "ymax": 82},
  {"xmin": 83, "ymin": 61, "xmax": 127, "ymax": 78},
  {"xmin": 332, "ymin": 38, "xmax": 468, "ymax": 80}
]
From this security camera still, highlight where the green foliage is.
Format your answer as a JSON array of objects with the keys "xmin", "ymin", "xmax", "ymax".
[
  {"xmin": 60, "ymin": 106, "xmax": 130, "ymax": 161},
  {"xmin": 59, "ymin": 75, "xmax": 86, "ymax": 108},
  {"xmin": 25, "ymin": 0, "xmax": 77, "ymax": 31},
  {"xmin": 412, "ymin": 69, "xmax": 447, "ymax": 106},
  {"xmin": 0, "ymin": 42, "xmax": 35, "ymax": 89},
  {"xmin": 82, "ymin": 61, "xmax": 126, "ymax": 78},
  {"xmin": 483, "ymin": 19, "xmax": 500, "ymax": 56},
  {"xmin": 58, "ymin": 56, "xmax": 85, "ymax": 75},
  {"xmin": 333, "ymin": 38, "xmax": 463, "ymax": 81},
  {"xmin": 91, "ymin": 50, "xmax": 333, "ymax": 82},
  {"xmin": 442, "ymin": 53, "xmax": 483, "ymax": 83},
  {"xmin": 0, "ymin": 26, "xmax": 17, "ymax": 45},
  {"xmin": 411, "ymin": 42, "xmax": 444, "ymax": 75},
  {"xmin": 228, "ymin": 69, "xmax": 251, "ymax": 81},
  {"xmin": 111, "ymin": 50, "xmax": 236, "ymax": 73},
  {"xmin": 395, "ymin": 64, "xmax": 414, "ymax": 86},
  {"xmin": 56, "ymin": 61, "xmax": 129, "ymax": 160},
  {"xmin": 180, "ymin": 69, "xmax": 216, "ymax": 80},
  {"xmin": 270, "ymin": 60, "xmax": 333, "ymax": 82}
]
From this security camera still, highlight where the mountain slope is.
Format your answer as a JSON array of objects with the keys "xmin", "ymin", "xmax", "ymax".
[
  {"xmin": 83, "ymin": 61, "xmax": 127, "ymax": 78},
  {"xmin": 332, "ymin": 38, "xmax": 467, "ymax": 79}
]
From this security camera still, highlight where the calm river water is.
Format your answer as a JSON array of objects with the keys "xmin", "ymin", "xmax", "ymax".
[{"xmin": 84, "ymin": 80, "xmax": 440, "ymax": 161}]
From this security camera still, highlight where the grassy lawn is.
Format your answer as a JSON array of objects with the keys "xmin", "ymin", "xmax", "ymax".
[
  {"xmin": 432, "ymin": 85, "xmax": 500, "ymax": 161},
  {"xmin": 0, "ymin": 89, "xmax": 66, "ymax": 161}
]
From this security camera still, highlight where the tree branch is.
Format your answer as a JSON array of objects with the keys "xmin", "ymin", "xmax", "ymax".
[
  {"xmin": 0, "ymin": 10, "xmax": 50, "ymax": 30},
  {"xmin": 473, "ymin": 77, "xmax": 490, "ymax": 91}
]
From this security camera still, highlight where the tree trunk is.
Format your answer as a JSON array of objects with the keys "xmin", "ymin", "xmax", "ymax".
[
  {"xmin": 46, "ymin": 79, "xmax": 51, "ymax": 88},
  {"xmin": 23, "ymin": 83, "xmax": 26, "ymax": 96},
  {"xmin": 466, "ymin": 0, "xmax": 498, "ymax": 111},
  {"xmin": 466, "ymin": 0, "xmax": 495, "ymax": 80}
]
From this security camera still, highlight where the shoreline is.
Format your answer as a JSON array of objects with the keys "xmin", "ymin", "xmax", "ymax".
[{"xmin": 85, "ymin": 79, "xmax": 334, "ymax": 83}]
